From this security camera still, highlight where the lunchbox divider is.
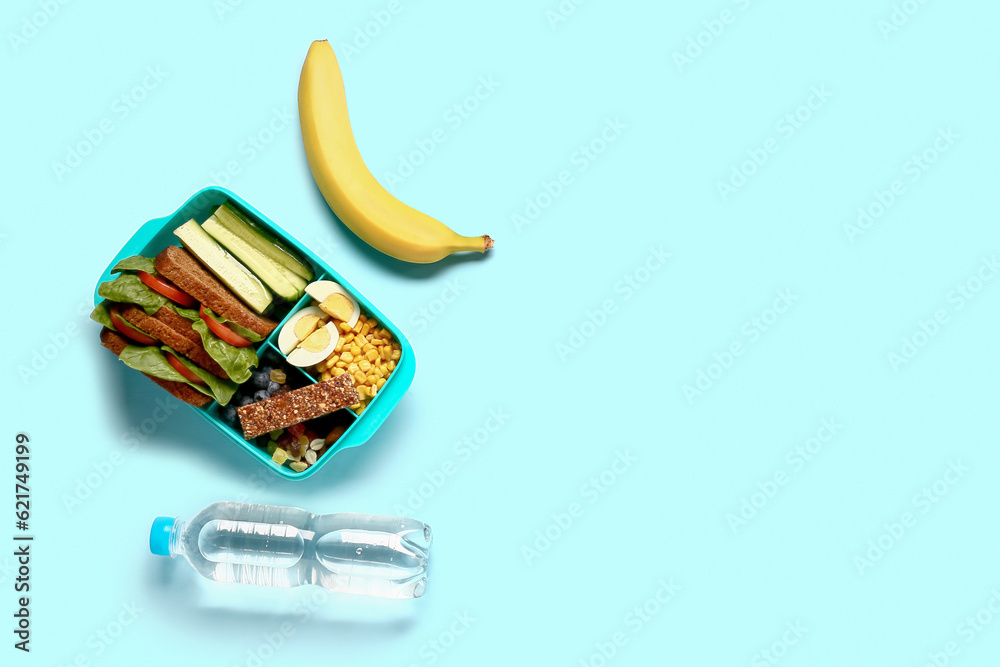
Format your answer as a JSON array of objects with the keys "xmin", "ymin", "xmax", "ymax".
[{"xmin": 261, "ymin": 291, "xmax": 321, "ymax": 350}]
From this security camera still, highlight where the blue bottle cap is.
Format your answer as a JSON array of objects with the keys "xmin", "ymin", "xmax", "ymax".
[{"xmin": 149, "ymin": 516, "xmax": 177, "ymax": 556}]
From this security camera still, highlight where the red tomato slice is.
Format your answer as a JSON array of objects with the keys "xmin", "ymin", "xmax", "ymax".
[
  {"xmin": 165, "ymin": 352, "xmax": 207, "ymax": 385},
  {"xmin": 109, "ymin": 306, "xmax": 157, "ymax": 345},
  {"xmin": 138, "ymin": 271, "xmax": 196, "ymax": 307},
  {"xmin": 199, "ymin": 304, "xmax": 252, "ymax": 347}
]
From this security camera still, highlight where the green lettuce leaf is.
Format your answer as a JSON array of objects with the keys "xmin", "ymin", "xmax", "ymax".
[
  {"xmin": 89, "ymin": 301, "xmax": 115, "ymax": 329},
  {"xmin": 201, "ymin": 306, "xmax": 264, "ymax": 342},
  {"xmin": 112, "ymin": 255, "xmax": 157, "ymax": 274},
  {"xmin": 191, "ymin": 318, "xmax": 259, "ymax": 384},
  {"xmin": 117, "ymin": 344, "xmax": 237, "ymax": 406},
  {"xmin": 97, "ymin": 274, "xmax": 168, "ymax": 315},
  {"xmin": 90, "ymin": 300, "xmax": 157, "ymax": 340},
  {"xmin": 161, "ymin": 346, "xmax": 238, "ymax": 405},
  {"xmin": 168, "ymin": 304, "xmax": 201, "ymax": 320}
]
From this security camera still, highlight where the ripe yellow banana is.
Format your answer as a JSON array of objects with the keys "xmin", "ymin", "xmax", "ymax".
[{"xmin": 298, "ymin": 40, "xmax": 493, "ymax": 264}]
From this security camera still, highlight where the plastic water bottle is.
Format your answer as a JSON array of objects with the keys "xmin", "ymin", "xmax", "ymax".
[{"xmin": 149, "ymin": 502, "xmax": 431, "ymax": 599}]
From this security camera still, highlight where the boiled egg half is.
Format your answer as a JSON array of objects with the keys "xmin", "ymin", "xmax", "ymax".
[
  {"xmin": 278, "ymin": 306, "xmax": 328, "ymax": 354},
  {"xmin": 305, "ymin": 280, "xmax": 360, "ymax": 328},
  {"xmin": 286, "ymin": 321, "xmax": 341, "ymax": 367}
]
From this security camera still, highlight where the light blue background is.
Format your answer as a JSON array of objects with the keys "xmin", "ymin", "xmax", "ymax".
[{"xmin": 4, "ymin": 1, "xmax": 1000, "ymax": 665}]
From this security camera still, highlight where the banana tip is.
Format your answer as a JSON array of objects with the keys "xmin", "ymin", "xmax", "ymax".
[{"xmin": 483, "ymin": 235, "xmax": 494, "ymax": 251}]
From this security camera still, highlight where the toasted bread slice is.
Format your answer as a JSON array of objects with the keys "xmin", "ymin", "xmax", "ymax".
[
  {"xmin": 119, "ymin": 306, "xmax": 228, "ymax": 379},
  {"xmin": 155, "ymin": 246, "xmax": 277, "ymax": 338},
  {"xmin": 154, "ymin": 305, "xmax": 202, "ymax": 347},
  {"xmin": 99, "ymin": 329, "xmax": 211, "ymax": 407}
]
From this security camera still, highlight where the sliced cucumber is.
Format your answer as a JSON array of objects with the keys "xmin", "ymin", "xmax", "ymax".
[
  {"xmin": 203, "ymin": 215, "xmax": 305, "ymax": 301},
  {"xmin": 215, "ymin": 203, "xmax": 313, "ymax": 281},
  {"xmin": 173, "ymin": 219, "xmax": 273, "ymax": 314}
]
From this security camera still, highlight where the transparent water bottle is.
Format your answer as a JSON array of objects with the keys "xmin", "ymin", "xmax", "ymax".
[{"xmin": 149, "ymin": 502, "xmax": 431, "ymax": 599}]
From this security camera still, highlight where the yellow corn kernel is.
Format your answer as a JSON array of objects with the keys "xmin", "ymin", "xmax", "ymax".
[
  {"xmin": 387, "ymin": 360, "xmax": 396, "ymax": 371},
  {"xmin": 347, "ymin": 362, "xmax": 360, "ymax": 374},
  {"xmin": 340, "ymin": 351, "xmax": 354, "ymax": 362},
  {"xmin": 376, "ymin": 377, "xmax": 386, "ymax": 389},
  {"xmin": 357, "ymin": 359, "xmax": 370, "ymax": 372},
  {"xmin": 368, "ymin": 384, "xmax": 378, "ymax": 396},
  {"xmin": 390, "ymin": 349, "xmax": 401, "ymax": 360},
  {"xmin": 358, "ymin": 314, "xmax": 367, "ymax": 323},
  {"xmin": 320, "ymin": 371, "xmax": 331, "ymax": 381},
  {"xmin": 349, "ymin": 344, "xmax": 361, "ymax": 356},
  {"xmin": 366, "ymin": 373, "xmax": 378, "ymax": 384},
  {"xmin": 372, "ymin": 337, "xmax": 384, "ymax": 346},
  {"xmin": 351, "ymin": 321, "xmax": 362, "ymax": 334},
  {"xmin": 353, "ymin": 370, "xmax": 367, "ymax": 384},
  {"xmin": 338, "ymin": 321, "xmax": 353, "ymax": 333},
  {"xmin": 365, "ymin": 349, "xmax": 379, "ymax": 362},
  {"xmin": 381, "ymin": 329, "xmax": 392, "ymax": 340},
  {"xmin": 349, "ymin": 402, "xmax": 362, "ymax": 410},
  {"xmin": 372, "ymin": 366, "xmax": 384, "ymax": 378},
  {"xmin": 378, "ymin": 346, "xmax": 389, "ymax": 360},
  {"xmin": 335, "ymin": 360, "xmax": 347, "ymax": 368},
  {"xmin": 355, "ymin": 385, "xmax": 367, "ymax": 398},
  {"xmin": 360, "ymin": 323, "xmax": 371, "ymax": 336},
  {"xmin": 334, "ymin": 338, "xmax": 344, "ymax": 353},
  {"xmin": 362, "ymin": 342, "xmax": 374, "ymax": 353},
  {"xmin": 333, "ymin": 368, "xmax": 346, "ymax": 376},
  {"xmin": 366, "ymin": 317, "xmax": 377, "ymax": 327}
]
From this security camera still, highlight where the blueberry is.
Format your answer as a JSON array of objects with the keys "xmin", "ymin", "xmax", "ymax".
[
  {"xmin": 261, "ymin": 365, "xmax": 274, "ymax": 376},
  {"xmin": 252, "ymin": 371, "xmax": 270, "ymax": 389},
  {"xmin": 254, "ymin": 389, "xmax": 270, "ymax": 402},
  {"xmin": 267, "ymin": 380, "xmax": 280, "ymax": 394},
  {"xmin": 239, "ymin": 395, "xmax": 255, "ymax": 407},
  {"xmin": 222, "ymin": 405, "xmax": 238, "ymax": 423}
]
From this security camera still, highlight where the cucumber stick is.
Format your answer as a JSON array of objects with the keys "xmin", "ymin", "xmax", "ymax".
[
  {"xmin": 215, "ymin": 203, "xmax": 313, "ymax": 280},
  {"xmin": 173, "ymin": 220, "xmax": 273, "ymax": 314},
  {"xmin": 203, "ymin": 215, "xmax": 305, "ymax": 301}
]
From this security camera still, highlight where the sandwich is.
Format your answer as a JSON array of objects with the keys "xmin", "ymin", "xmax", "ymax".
[{"xmin": 91, "ymin": 248, "xmax": 279, "ymax": 406}]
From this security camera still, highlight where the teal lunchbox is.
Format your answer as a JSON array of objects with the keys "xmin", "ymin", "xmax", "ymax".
[{"xmin": 92, "ymin": 186, "xmax": 415, "ymax": 480}]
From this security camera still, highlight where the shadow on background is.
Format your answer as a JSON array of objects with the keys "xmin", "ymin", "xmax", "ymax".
[{"xmin": 99, "ymin": 343, "xmax": 414, "ymax": 492}]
